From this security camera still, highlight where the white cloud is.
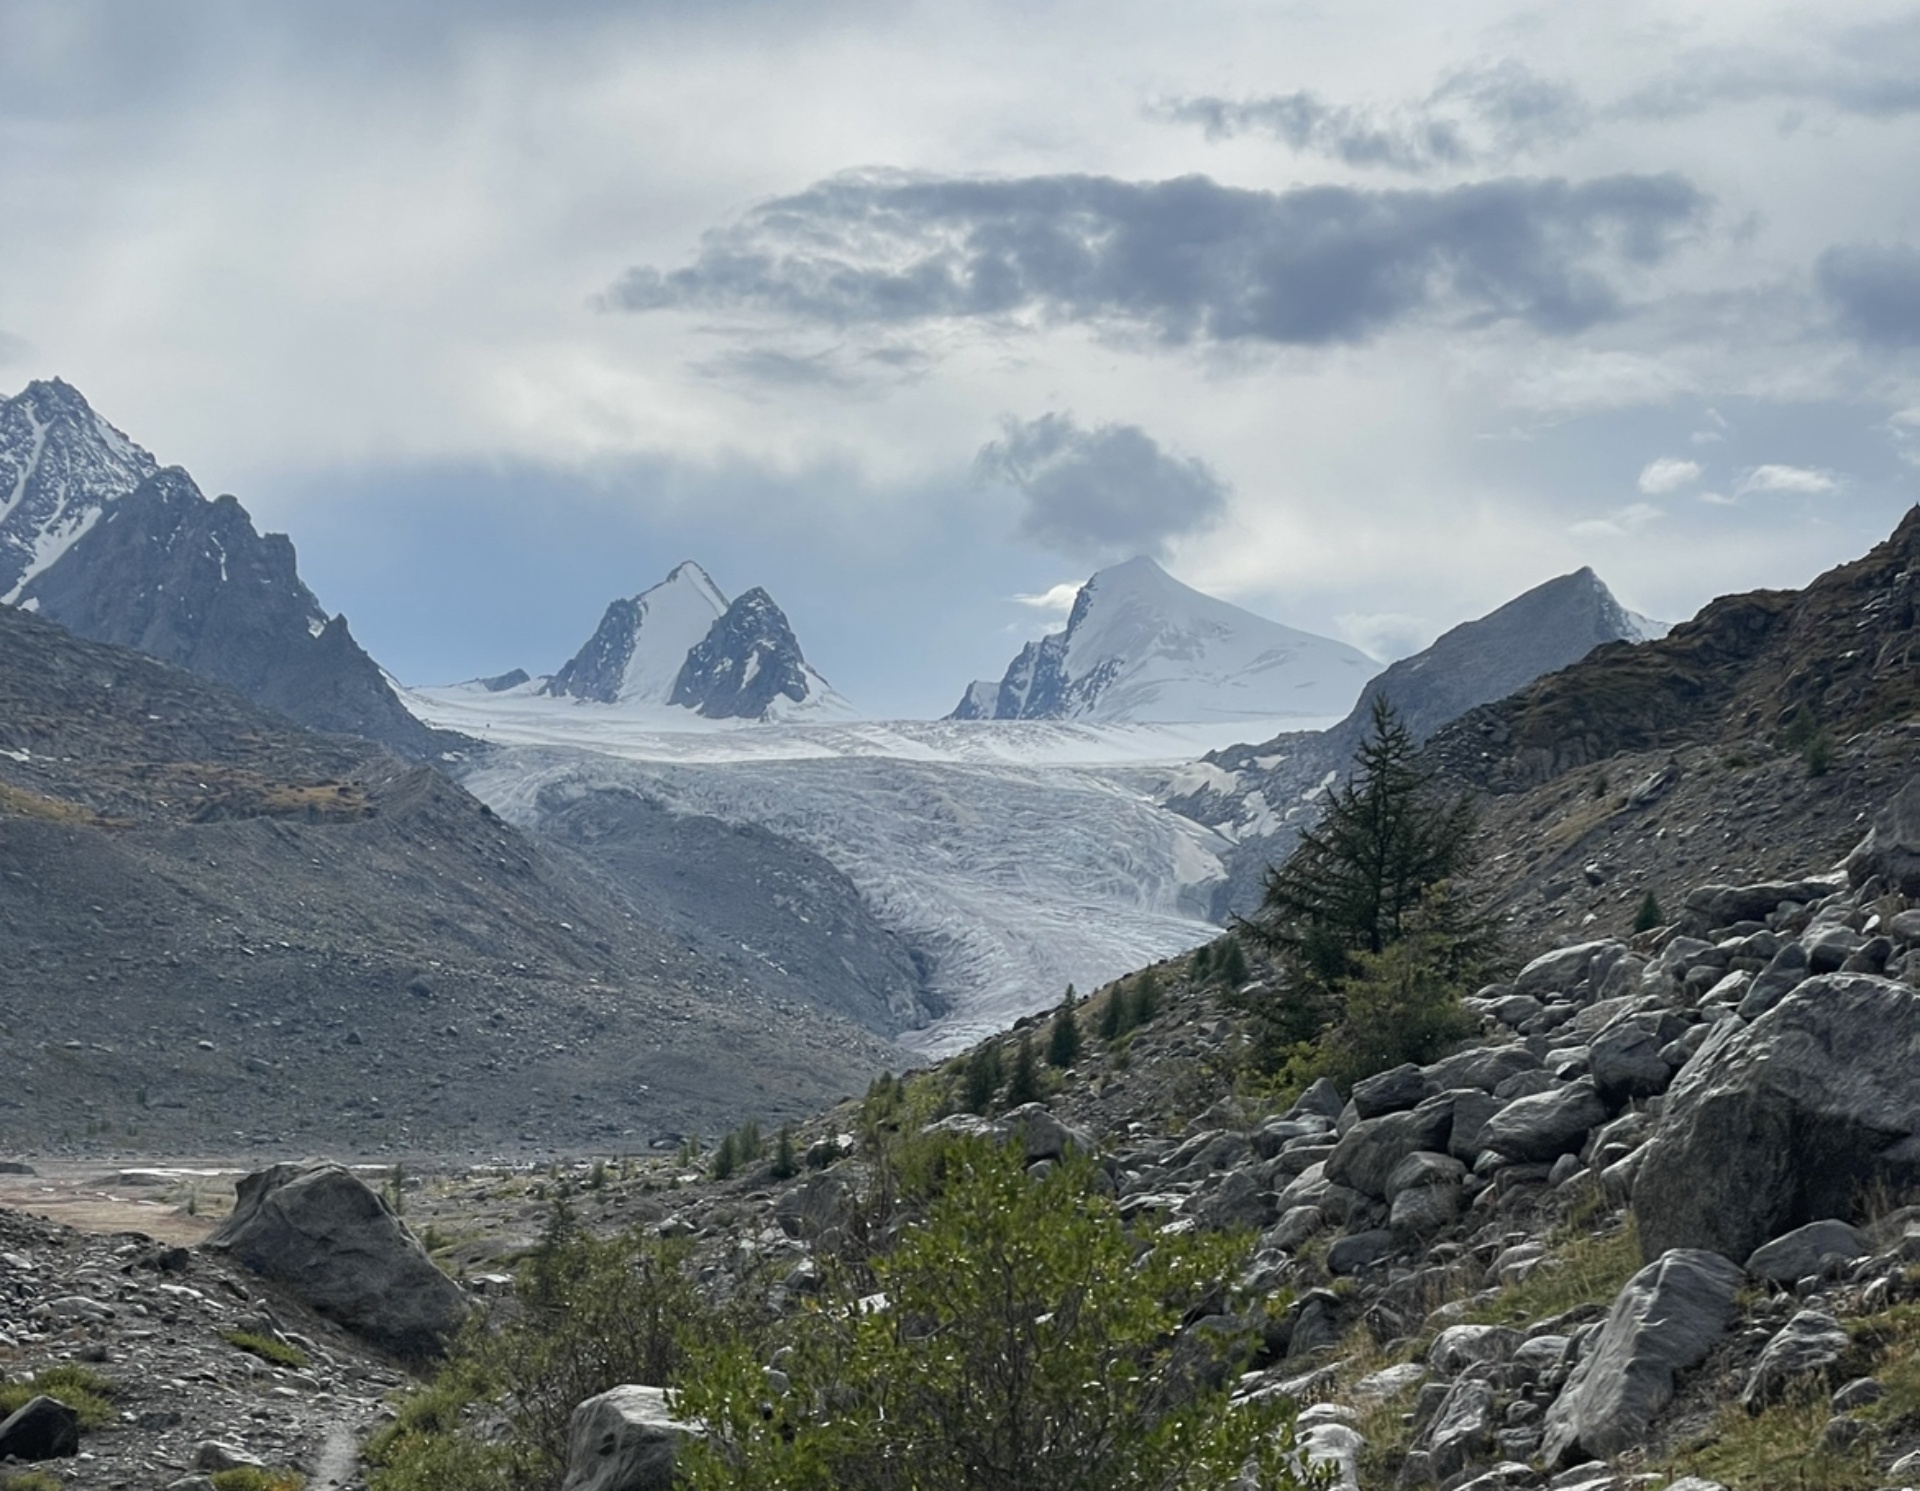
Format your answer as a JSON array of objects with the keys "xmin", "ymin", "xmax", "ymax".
[
  {"xmin": 1012, "ymin": 581, "xmax": 1083, "ymax": 612},
  {"xmin": 1336, "ymin": 612, "xmax": 1432, "ymax": 663},
  {"xmin": 1890, "ymin": 409, "xmax": 1920, "ymax": 467},
  {"xmin": 1698, "ymin": 489, "xmax": 1737, "ymax": 505},
  {"xmin": 1637, "ymin": 457, "xmax": 1702, "ymax": 494},
  {"xmin": 1690, "ymin": 408, "xmax": 1730, "ymax": 445},
  {"xmin": 1569, "ymin": 501, "xmax": 1665, "ymax": 540},
  {"xmin": 1738, "ymin": 464, "xmax": 1838, "ymax": 496}
]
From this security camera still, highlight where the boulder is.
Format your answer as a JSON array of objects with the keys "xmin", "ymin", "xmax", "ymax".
[
  {"xmin": 205, "ymin": 1161, "xmax": 469, "ymax": 1359},
  {"xmin": 1514, "ymin": 940, "xmax": 1623, "ymax": 1000},
  {"xmin": 1845, "ymin": 776, "xmax": 1920, "ymax": 895},
  {"xmin": 1422, "ymin": 1379, "xmax": 1496, "ymax": 1483},
  {"xmin": 1633, "ymin": 975, "xmax": 1920, "ymax": 1262},
  {"xmin": 1000, "ymin": 1102, "xmax": 1093, "ymax": 1161},
  {"xmin": 1478, "ymin": 1080, "xmax": 1608, "ymax": 1164},
  {"xmin": 1685, "ymin": 881, "xmax": 1838, "ymax": 932},
  {"xmin": 1324, "ymin": 1098, "xmax": 1453, "ymax": 1200},
  {"xmin": 1588, "ymin": 1015, "xmax": 1683, "ymax": 1106},
  {"xmin": 1446, "ymin": 1090, "xmax": 1503, "ymax": 1164},
  {"xmin": 561, "ymin": 1385, "xmax": 696, "ymax": 1491},
  {"xmin": 1540, "ymin": 1249, "xmax": 1744, "ymax": 1467},
  {"xmin": 1741, "ymin": 1311, "xmax": 1851, "ymax": 1412},
  {"xmin": 0, "ymin": 1395, "xmax": 79, "ymax": 1461},
  {"xmin": 1351, "ymin": 1063, "xmax": 1433, "ymax": 1119},
  {"xmin": 1744, "ymin": 1220, "xmax": 1871, "ymax": 1285},
  {"xmin": 1427, "ymin": 1324, "xmax": 1523, "ymax": 1376},
  {"xmin": 1423, "ymin": 1045, "xmax": 1541, "ymax": 1094},
  {"xmin": 1738, "ymin": 941, "xmax": 1810, "ymax": 1019},
  {"xmin": 1326, "ymin": 1229, "xmax": 1397, "ymax": 1275}
]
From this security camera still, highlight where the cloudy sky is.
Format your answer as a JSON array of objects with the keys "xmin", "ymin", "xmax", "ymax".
[{"xmin": 3, "ymin": 0, "xmax": 1917, "ymax": 715}]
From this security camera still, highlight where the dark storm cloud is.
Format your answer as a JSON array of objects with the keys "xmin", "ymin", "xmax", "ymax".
[
  {"xmin": 973, "ymin": 414, "xmax": 1229, "ymax": 562},
  {"xmin": 607, "ymin": 169, "xmax": 1708, "ymax": 345},
  {"xmin": 1163, "ymin": 62, "xmax": 1588, "ymax": 172},
  {"xmin": 1818, "ymin": 244, "xmax": 1920, "ymax": 348}
]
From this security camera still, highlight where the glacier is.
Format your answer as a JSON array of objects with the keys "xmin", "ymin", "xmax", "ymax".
[{"xmin": 406, "ymin": 689, "xmax": 1322, "ymax": 1055}]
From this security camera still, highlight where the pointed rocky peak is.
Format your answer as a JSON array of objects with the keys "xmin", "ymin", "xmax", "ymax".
[
  {"xmin": 1, "ymin": 377, "xmax": 158, "ymax": 601},
  {"xmin": 1324, "ymin": 567, "xmax": 1666, "ymax": 755},
  {"xmin": 670, "ymin": 587, "xmax": 832, "ymax": 720},
  {"xmin": 949, "ymin": 556, "xmax": 1374, "ymax": 724},
  {"xmin": 544, "ymin": 560, "xmax": 730, "ymax": 705}
]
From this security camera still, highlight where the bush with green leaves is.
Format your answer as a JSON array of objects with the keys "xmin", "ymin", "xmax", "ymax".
[
  {"xmin": 673, "ymin": 1136, "xmax": 1323, "ymax": 1491},
  {"xmin": 369, "ymin": 1204, "xmax": 733, "ymax": 1491}
]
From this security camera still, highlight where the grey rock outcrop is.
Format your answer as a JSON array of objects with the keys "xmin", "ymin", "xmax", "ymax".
[
  {"xmin": 206, "ymin": 1162, "xmax": 469, "ymax": 1359},
  {"xmin": 1633, "ymin": 974, "xmax": 1920, "ymax": 1262},
  {"xmin": 560, "ymin": 1385, "xmax": 693, "ymax": 1491},
  {"xmin": 1541, "ymin": 1249, "xmax": 1744, "ymax": 1467},
  {"xmin": 0, "ymin": 1395, "xmax": 79, "ymax": 1461},
  {"xmin": 671, "ymin": 588, "xmax": 825, "ymax": 719}
]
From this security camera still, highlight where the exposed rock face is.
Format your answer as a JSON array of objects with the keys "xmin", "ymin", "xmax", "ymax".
[
  {"xmin": 206, "ymin": 1162, "xmax": 470, "ymax": 1359},
  {"xmin": 0, "ymin": 377, "xmax": 157, "ymax": 601},
  {"xmin": 1540, "ymin": 1249, "xmax": 1744, "ymax": 1467},
  {"xmin": 670, "ymin": 587, "xmax": 825, "ymax": 720},
  {"xmin": 1633, "ymin": 974, "xmax": 1920, "ymax": 1263},
  {"xmin": 1742, "ymin": 1311, "xmax": 1852, "ymax": 1412},
  {"xmin": 561, "ymin": 1386, "xmax": 693, "ymax": 1491},
  {"xmin": 16, "ymin": 468, "xmax": 451, "ymax": 757},
  {"xmin": 0, "ymin": 1395, "xmax": 80, "ymax": 1461}
]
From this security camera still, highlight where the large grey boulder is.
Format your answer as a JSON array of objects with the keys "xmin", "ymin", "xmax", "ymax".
[
  {"xmin": 1424, "ymin": 1044, "xmax": 1540, "ymax": 1094},
  {"xmin": 1478, "ymin": 1080, "xmax": 1608, "ymax": 1164},
  {"xmin": 205, "ymin": 1161, "xmax": 469, "ymax": 1359},
  {"xmin": 1846, "ymin": 776, "xmax": 1920, "ymax": 895},
  {"xmin": 1422, "ymin": 1379, "xmax": 1495, "ymax": 1482},
  {"xmin": 1685, "ymin": 881, "xmax": 1838, "ymax": 932},
  {"xmin": 1324, "ymin": 1098, "xmax": 1453, "ymax": 1199},
  {"xmin": 1514, "ymin": 940, "xmax": 1623, "ymax": 1000},
  {"xmin": 561, "ymin": 1385, "xmax": 696, "ymax": 1491},
  {"xmin": 1738, "ymin": 941, "xmax": 1809, "ymax": 1019},
  {"xmin": 1351, "ymin": 1063, "xmax": 1433, "ymax": 1119},
  {"xmin": 0, "ymin": 1395, "xmax": 79, "ymax": 1461},
  {"xmin": 1540, "ymin": 1249, "xmax": 1744, "ymax": 1467},
  {"xmin": 1588, "ymin": 1015, "xmax": 1682, "ymax": 1106},
  {"xmin": 1633, "ymin": 975, "xmax": 1920, "ymax": 1262}
]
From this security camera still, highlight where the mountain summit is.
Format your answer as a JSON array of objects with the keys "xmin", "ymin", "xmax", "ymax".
[
  {"xmin": 0, "ymin": 378, "xmax": 158, "ymax": 602},
  {"xmin": 546, "ymin": 563, "xmax": 846, "ymax": 720},
  {"xmin": 950, "ymin": 556, "xmax": 1375, "ymax": 724}
]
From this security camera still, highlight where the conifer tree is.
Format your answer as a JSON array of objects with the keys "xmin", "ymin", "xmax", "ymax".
[
  {"xmin": 1006, "ymin": 1031, "xmax": 1041, "ymax": 1106},
  {"xmin": 1045, "ymin": 989, "xmax": 1081, "ymax": 1068}
]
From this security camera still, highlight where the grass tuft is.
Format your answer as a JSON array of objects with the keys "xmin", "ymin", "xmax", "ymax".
[
  {"xmin": 225, "ymin": 1331, "xmax": 309, "ymax": 1370},
  {"xmin": 0, "ymin": 1365, "xmax": 118, "ymax": 1430}
]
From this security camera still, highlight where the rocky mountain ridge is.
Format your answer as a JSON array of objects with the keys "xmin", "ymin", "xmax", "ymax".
[{"xmin": 1162, "ymin": 567, "xmax": 1667, "ymax": 919}]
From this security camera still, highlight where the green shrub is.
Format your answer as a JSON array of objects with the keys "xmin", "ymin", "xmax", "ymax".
[
  {"xmin": 674, "ymin": 1136, "xmax": 1321, "ymax": 1491},
  {"xmin": 1005, "ymin": 1031, "xmax": 1041, "ymax": 1107},
  {"xmin": 369, "ymin": 1212, "xmax": 731, "ymax": 1491},
  {"xmin": 1632, "ymin": 891, "xmax": 1663, "ymax": 934},
  {"xmin": 961, "ymin": 1041, "xmax": 1003, "ymax": 1114}
]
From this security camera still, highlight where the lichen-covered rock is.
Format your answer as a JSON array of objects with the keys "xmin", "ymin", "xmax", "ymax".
[{"xmin": 561, "ymin": 1385, "xmax": 695, "ymax": 1491}]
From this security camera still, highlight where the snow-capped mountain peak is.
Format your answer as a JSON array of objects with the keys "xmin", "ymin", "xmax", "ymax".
[
  {"xmin": 1, "ymin": 378, "xmax": 159, "ymax": 603},
  {"xmin": 543, "ymin": 560, "xmax": 729, "ymax": 705},
  {"xmin": 951, "ymin": 555, "xmax": 1375, "ymax": 725},
  {"xmin": 543, "ymin": 563, "xmax": 848, "ymax": 719}
]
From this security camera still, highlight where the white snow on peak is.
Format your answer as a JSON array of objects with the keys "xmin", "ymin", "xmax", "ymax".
[
  {"xmin": 615, "ymin": 560, "xmax": 729, "ymax": 705},
  {"xmin": 1621, "ymin": 606, "xmax": 1671, "ymax": 642},
  {"xmin": 1053, "ymin": 556, "xmax": 1375, "ymax": 724}
]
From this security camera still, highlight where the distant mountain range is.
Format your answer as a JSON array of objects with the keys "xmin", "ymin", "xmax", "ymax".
[{"xmin": 951, "ymin": 556, "xmax": 1376, "ymax": 725}]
